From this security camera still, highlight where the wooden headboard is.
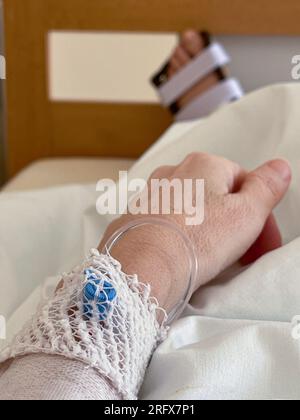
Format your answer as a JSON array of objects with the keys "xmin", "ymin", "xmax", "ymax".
[{"xmin": 3, "ymin": 0, "xmax": 300, "ymax": 178}]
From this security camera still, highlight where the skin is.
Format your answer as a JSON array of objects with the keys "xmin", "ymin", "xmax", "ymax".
[
  {"xmin": 100, "ymin": 153, "xmax": 292, "ymax": 315},
  {"xmin": 167, "ymin": 29, "xmax": 284, "ymax": 267},
  {"xmin": 60, "ymin": 31, "xmax": 287, "ymax": 316},
  {"xmin": 168, "ymin": 30, "xmax": 221, "ymax": 109},
  {"xmin": 4, "ymin": 31, "xmax": 292, "ymax": 397}
]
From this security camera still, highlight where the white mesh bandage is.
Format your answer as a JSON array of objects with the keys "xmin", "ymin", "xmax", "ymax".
[{"xmin": 0, "ymin": 250, "xmax": 168, "ymax": 400}]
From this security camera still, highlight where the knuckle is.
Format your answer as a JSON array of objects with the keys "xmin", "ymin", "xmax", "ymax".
[
  {"xmin": 150, "ymin": 165, "xmax": 171, "ymax": 179},
  {"xmin": 264, "ymin": 176, "xmax": 281, "ymax": 199},
  {"xmin": 183, "ymin": 152, "xmax": 234, "ymax": 169},
  {"xmin": 170, "ymin": 56, "xmax": 178, "ymax": 66},
  {"xmin": 251, "ymin": 173, "xmax": 280, "ymax": 200},
  {"xmin": 184, "ymin": 152, "xmax": 210, "ymax": 163},
  {"xmin": 175, "ymin": 46, "xmax": 182, "ymax": 55}
]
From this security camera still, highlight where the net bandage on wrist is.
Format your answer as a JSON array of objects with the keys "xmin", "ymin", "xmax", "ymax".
[{"xmin": 0, "ymin": 250, "xmax": 168, "ymax": 400}]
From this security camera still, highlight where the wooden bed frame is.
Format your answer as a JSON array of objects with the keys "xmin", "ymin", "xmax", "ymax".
[{"xmin": 3, "ymin": 0, "xmax": 300, "ymax": 178}]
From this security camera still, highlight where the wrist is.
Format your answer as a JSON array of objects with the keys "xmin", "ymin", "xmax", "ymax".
[{"xmin": 100, "ymin": 222, "xmax": 193, "ymax": 316}]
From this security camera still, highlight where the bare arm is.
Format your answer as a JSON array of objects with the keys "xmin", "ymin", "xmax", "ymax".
[{"xmin": 0, "ymin": 154, "xmax": 291, "ymax": 400}]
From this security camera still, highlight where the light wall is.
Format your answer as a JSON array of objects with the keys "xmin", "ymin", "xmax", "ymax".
[{"xmin": 48, "ymin": 32, "xmax": 299, "ymax": 104}]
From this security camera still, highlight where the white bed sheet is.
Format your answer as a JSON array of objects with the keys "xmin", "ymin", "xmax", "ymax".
[
  {"xmin": 3, "ymin": 158, "xmax": 134, "ymax": 192},
  {"xmin": 1, "ymin": 83, "xmax": 300, "ymax": 399}
]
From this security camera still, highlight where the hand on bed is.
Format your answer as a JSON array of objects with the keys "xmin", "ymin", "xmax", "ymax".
[{"xmin": 99, "ymin": 153, "xmax": 291, "ymax": 313}]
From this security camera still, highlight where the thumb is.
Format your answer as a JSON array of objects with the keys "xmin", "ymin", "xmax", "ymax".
[{"xmin": 240, "ymin": 159, "xmax": 292, "ymax": 219}]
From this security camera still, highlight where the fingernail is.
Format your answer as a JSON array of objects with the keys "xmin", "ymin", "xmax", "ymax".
[{"xmin": 268, "ymin": 159, "xmax": 292, "ymax": 182}]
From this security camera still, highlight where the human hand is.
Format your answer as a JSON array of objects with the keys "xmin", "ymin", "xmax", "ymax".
[{"xmin": 99, "ymin": 153, "xmax": 291, "ymax": 314}]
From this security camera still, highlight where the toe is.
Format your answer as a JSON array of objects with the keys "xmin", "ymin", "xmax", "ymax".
[
  {"xmin": 169, "ymin": 54, "xmax": 181, "ymax": 71},
  {"xmin": 167, "ymin": 64, "xmax": 176, "ymax": 78},
  {"xmin": 181, "ymin": 30, "xmax": 205, "ymax": 57},
  {"xmin": 168, "ymin": 45, "xmax": 191, "ymax": 78},
  {"xmin": 167, "ymin": 57, "xmax": 180, "ymax": 78},
  {"xmin": 173, "ymin": 46, "xmax": 190, "ymax": 66}
]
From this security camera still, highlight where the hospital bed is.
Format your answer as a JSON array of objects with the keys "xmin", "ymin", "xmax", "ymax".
[{"xmin": 1, "ymin": 0, "xmax": 300, "ymax": 400}]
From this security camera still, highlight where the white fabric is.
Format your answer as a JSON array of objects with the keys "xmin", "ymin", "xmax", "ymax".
[
  {"xmin": 3, "ymin": 158, "xmax": 134, "ymax": 192},
  {"xmin": 0, "ymin": 354, "xmax": 121, "ymax": 400},
  {"xmin": 1, "ymin": 84, "xmax": 300, "ymax": 399},
  {"xmin": 158, "ymin": 43, "xmax": 230, "ymax": 106},
  {"xmin": 175, "ymin": 78, "xmax": 244, "ymax": 121}
]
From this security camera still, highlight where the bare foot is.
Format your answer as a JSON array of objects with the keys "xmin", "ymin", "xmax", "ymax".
[{"xmin": 167, "ymin": 30, "xmax": 224, "ymax": 109}]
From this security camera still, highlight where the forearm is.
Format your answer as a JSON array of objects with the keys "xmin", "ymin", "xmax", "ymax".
[
  {"xmin": 0, "ymin": 236, "xmax": 182, "ymax": 400},
  {"xmin": 0, "ymin": 223, "xmax": 192, "ymax": 400},
  {"xmin": 0, "ymin": 354, "xmax": 121, "ymax": 400},
  {"xmin": 107, "ymin": 224, "xmax": 191, "ymax": 314}
]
